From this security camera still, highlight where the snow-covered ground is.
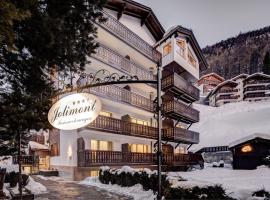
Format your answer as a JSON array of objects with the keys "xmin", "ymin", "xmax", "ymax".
[
  {"xmin": 168, "ymin": 164, "xmax": 270, "ymax": 200},
  {"xmin": 190, "ymin": 100, "xmax": 270, "ymax": 151},
  {"xmin": 0, "ymin": 156, "xmax": 18, "ymax": 173},
  {"xmin": 80, "ymin": 176, "xmax": 156, "ymax": 200}
]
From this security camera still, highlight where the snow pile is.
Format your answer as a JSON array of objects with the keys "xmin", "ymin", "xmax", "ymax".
[
  {"xmin": 25, "ymin": 176, "xmax": 47, "ymax": 195},
  {"xmin": 168, "ymin": 165, "xmax": 270, "ymax": 200},
  {"xmin": 190, "ymin": 100, "xmax": 270, "ymax": 151},
  {"xmin": 0, "ymin": 156, "xmax": 18, "ymax": 173},
  {"xmin": 36, "ymin": 175, "xmax": 65, "ymax": 182},
  {"xmin": 28, "ymin": 141, "xmax": 49, "ymax": 150},
  {"xmin": 80, "ymin": 176, "xmax": 156, "ymax": 200}
]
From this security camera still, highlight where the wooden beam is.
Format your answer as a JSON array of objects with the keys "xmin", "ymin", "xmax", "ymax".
[
  {"xmin": 117, "ymin": 3, "xmax": 126, "ymax": 20},
  {"xmin": 141, "ymin": 13, "xmax": 151, "ymax": 26}
]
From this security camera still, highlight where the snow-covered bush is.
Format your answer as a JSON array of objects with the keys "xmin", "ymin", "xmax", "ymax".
[
  {"xmin": 262, "ymin": 155, "xmax": 270, "ymax": 167},
  {"xmin": 165, "ymin": 185, "xmax": 236, "ymax": 200},
  {"xmin": 252, "ymin": 189, "xmax": 270, "ymax": 198},
  {"xmin": 212, "ymin": 160, "xmax": 225, "ymax": 168},
  {"xmin": 99, "ymin": 166, "xmax": 171, "ymax": 195}
]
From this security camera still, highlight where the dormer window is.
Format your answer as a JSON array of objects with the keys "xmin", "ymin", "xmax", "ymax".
[
  {"xmin": 163, "ymin": 42, "xmax": 172, "ymax": 57},
  {"xmin": 176, "ymin": 39, "xmax": 185, "ymax": 57},
  {"xmin": 188, "ymin": 49, "xmax": 197, "ymax": 67}
]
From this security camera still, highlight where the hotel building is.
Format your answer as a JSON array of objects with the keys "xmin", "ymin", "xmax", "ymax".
[
  {"xmin": 48, "ymin": 0, "xmax": 207, "ymax": 180},
  {"xmin": 207, "ymin": 73, "xmax": 270, "ymax": 107}
]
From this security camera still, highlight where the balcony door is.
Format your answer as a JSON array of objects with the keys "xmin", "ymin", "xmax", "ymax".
[
  {"xmin": 90, "ymin": 140, "xmax": 113, "ymax": 151},
  {"xmin": 90, "ymin": 140, "xmax": 113, "ymax": 163}
]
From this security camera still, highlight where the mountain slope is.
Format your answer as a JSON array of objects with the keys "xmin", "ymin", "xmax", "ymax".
[{"xmin": 202, "ymin": 26, "xmax": 270, "ymax": 79}]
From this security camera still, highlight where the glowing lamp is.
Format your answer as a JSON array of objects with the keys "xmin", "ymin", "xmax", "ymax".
[{"xmin": 241, "ymin": 145, "xmax": 252, "ymax": 153}]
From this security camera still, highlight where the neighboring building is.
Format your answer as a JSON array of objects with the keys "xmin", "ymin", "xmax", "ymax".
[
  {"xmin": 196, "ymin": 73, "xmax": 224, "ymax": 97},
  {"xmin": 208, "ymin": 80, "xmax": 239, "ymax": 107},
  {"xmin": 243, "ymin": 73, "xmax": 270, "ymax": 101},
  {"xmin": 49, "ymin": 0, "xmax": 207, "ymax": 180},
  {"xmin": 207, "ymin": 73, "xmax": 270, "ymax": 107},
  {"xmin": 229, "ymin": 133, "xmax": 270, "ymax": 169},
  {"xmin": 196, "ymin": 146, "xmax": 232, "ymax": 164}
]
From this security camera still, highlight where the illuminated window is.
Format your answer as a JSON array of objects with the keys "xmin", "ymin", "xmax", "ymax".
[
  {"xmin": 131, "ymin": 118, "xmax": 150, "ymax": 126},
  {"xmin": 90, "ymin": 170, "xmax": 99, "ymax": 177},
  {"xmin": 129, "ymin": 144, "xmax": 150, "ymax": 153},
  {"xmin": 188, "ymin": 49, "xmax": 197, "ymax": 67},
  {"xmin": 163, "ymin": 42, "xmax": 172, "ymax": 57},
  {"xmin": 99, "ymin": 111, "xmax": 112, "ymax": 117},
  {"xmin": 175, "ymin": 146, "xmax": 186, "ymax": 154},
  {"xmin": 241, "ymin": 145, "xmax": 253, "ymax": 153},
  {"xmin": 90, "ymin": 140, "xmax": 113, "ymax": 151},
  {"xmin": 176, "ymin": 39, "xmax": 185, "ymax": 57}
]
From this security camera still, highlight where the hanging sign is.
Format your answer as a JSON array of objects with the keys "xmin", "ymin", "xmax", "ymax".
[{"xmin": 48, "ymin": 93, "xmax": 101, "ymax": 130}]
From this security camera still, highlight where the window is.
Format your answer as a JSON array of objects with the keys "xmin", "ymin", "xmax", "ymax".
[
  {"xmin": 175, "ymin": 146, "xmax": 186, "ymax": 154},
  {"xmin": 129, "ymin": 144, "xmax": 150, "ymax": 153},
  {"xmin": 188, "ymin": 49, "xmax": 197, "ymax": 67},
  {"xmin": 90, "ymin": 170, "xmax": 99, "ymax": 177},
  {"xmin": 163, "ymin": 42, "xmax": 172, "ymax": 57},
  {"xmin": 99, "ymin": 111, "xmax": 112, "ymax": 117},
  {"xmin": 176, "ymin": 39, "xmax": 185, "ymax": 57},
  {"xmin": 131, "ymin": 118, "xmax": 150, "ymax": 126},
  {"xmin": 90, "ymin": 140, "xmax": 113, "ymax": 151}
]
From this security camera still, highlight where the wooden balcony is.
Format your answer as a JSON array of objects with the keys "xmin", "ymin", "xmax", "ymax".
[
  {"xmin": 162, "ymin": 73, "xmax": 199, "ymax": 103},
  {"xmin": 31, "ymin": 134, "xmax": 45, "ymax": 145},
  {"xmin": 13, "ymin": 155, "xmax": 39, "ymax": 166},
  {"xmin": 216, "ymin": 95, "xmax": 238, "ymax": 101},
  {"xmin": 77, "ymin": 150, "xmax": 203, "ymax": 167},
  {"xmin": 88, "ymin": 115, "xmax": 157, "ymax": 139},
  {"xmin": 163, "ymin": 100, "xmax": 199, "ymax": 123},
  {"xmin": 86, "ymin": 115, "xmax": 199, "ymax": 144},
  {"xmin": 163, "ymin": 128, "xmax": 199, "ymax": 144},
  {"xmin": 98, "ymin": 11, "xmax": 161, "ymax": 62},
  {"xmin": 89, "ymin": 85, "xmax": 154, "ymax": 112},
  {"xmin": 92, "ymin": 44, "xmax": 155, "ymax": 81}
]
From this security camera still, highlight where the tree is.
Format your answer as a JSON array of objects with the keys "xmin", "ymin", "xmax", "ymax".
[
  {"xmin": 249, "ymin": 50, "xmax": 260, "ymax": 74},
  {"xmin": 0, "ymin": 0, "xmax": 106, "ymax": 196},
  {"xmin": 263, "ymin": 51, "xmax": 270, "ymax": 75}
]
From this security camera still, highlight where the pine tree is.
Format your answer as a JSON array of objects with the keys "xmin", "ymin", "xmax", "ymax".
[
  {"xmin": 0, "ymin": 0, "xmax": 107, "ymax": 195},
  {"xmin": 263, "ymin": 51, "xmax": 270, "ymax": 75}
]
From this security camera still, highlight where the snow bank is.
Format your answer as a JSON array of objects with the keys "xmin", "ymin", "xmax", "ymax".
[
  {"xmin": 190, "ymin": 101, "xmax": 270, "ymax": 151},
  {"xmin": 168, "ymin": 165, "xmax": 270, "ymax": 200},
  {"xmin": 80, "ymin": 177, "xmax": 156, "ymax": 200},
  {"xmin": 0, "ymin": 156, "xmax": 18, "ymax": 173},
  {"xmin": 25, "ymin": 176, "xmax": 47, "ymax": 195}
]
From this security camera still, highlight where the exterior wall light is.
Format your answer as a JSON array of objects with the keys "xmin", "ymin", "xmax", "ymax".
[
  {"xmin": 67, "ymin": 145, "xmax": 72, "ymax": 160},
  {"xmin": 241, "ymin": 144, "xmax": 253, "ymax": 153}
]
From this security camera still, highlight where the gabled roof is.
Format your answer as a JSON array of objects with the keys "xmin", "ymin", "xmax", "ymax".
[
  {"xmin": 210, "ymin": 80, "xmax": 238, "ymax": 95},
  {"xmin": 105, "ymin": 0, "xmax": 165, "ymax": 41},
  {"xmin": 244, "ymin": 72, "xmax": 270, "ymax": 81},
  {"xmin": 155, "ymin": 25, "xmax": 208, "ymax": 72},
  {"xmin": 231, "ymin": 73, "xmax": 249, "ymax": 81},
  {"xmin": 199, "ymin": 73, "xmax": 225, "ymax": 82},
  {"xmin": 229, "ymin": 133, "xmax": 270, "ymax": 148}
]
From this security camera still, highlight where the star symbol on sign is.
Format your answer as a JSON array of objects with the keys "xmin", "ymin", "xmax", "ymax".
[{"xmin": 73, "ymin": 102, "xmax": 76, "ymax": 105}]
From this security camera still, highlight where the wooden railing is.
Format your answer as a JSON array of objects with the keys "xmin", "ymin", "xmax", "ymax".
[
  {"xmin": 163, "ymin": 100, "xmax": 199, "ymax": 122},
  {"xmin": 92, "ymin": 44, "xmax": 155, "ymax": 80},
  {"xmin": 89, "ymin": 85, "xmax": 154, "ymax": 112},
  {"xmin": 89, "ymin": 115, "xmax": 157, "ymax": 139},
  {"xmin": 88, "ymin": 115, "xmax": 198, "ymax": 143},
  {"xmin": 98, "ymin": 11, "xmax": 161, "ymax": 62},
  {"xmin": 162, "ymin": 73, "xmax": 199, "ymax": 101},
  {"xmin": 31, "ymin": 134, "xmax": 45, "ymax": 144},
  {"xmin": 13, "ymin": 155, "xmax": 39, "ymax": 166},
  {"xmin": 163, "ymin": 128, "xmax": 199, "ymax": 144},
  {"xmin": 245, "ymin": 79, "xmax": 270, "ymax": 85},
  {"xmin": 244, "ymin": 93, "xmax": 270, "ymax": 99},
  {"xmin": 244, "ymin": 86, "xmax": 266, "ymax": 92},
  {"xmin": 217, "ymin": 89, "xmax": 238, "ymax": 94},
  {"xmin": 78, "ymin": 150, "xmax": 202, "ymax": 167},
  {"xmin": 216, "ymin": 95, "xmax": 238, "ymax": 101}
]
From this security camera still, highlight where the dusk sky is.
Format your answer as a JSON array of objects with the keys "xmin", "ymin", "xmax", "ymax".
[{"xmin": 135, "ymin": 0, "xmax": 270, "ymax": 47}]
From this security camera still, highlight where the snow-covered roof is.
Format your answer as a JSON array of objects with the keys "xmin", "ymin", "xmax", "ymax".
[
  {"xmin": 29, "ymin": 141, "xmax": 49, "ymax": 150},
  {"xmin": 228, "ymin": 133, "xmax": 270, "ymax": 148},
  {"xmin": 231, "ymin": 73, "xmax": 249, "ymax": 81},
  {"xmin": 210, "ymin": 80, "xmax": 238, "ymax": 95},
  {"xmin": 199, "ymin": 73, "xmax": 225, "ymax": 82},
  {"xmin": 190, "ymin": 100, "xmax": 270, "ymax": 152},
  {"xmin": 245, "ymin": 72, "xmax": 270, "ymax": 80}
]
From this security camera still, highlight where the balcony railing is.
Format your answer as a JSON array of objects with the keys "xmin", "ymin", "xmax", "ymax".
[
  {"xmin": 98, "ymin": 11, "xmax": 161, "ymax": 62},
  {"xmin": 163, "ymin": 128, "xmax": 199, "ymax": 144},
  {"xmin": 162, "ymin": 73, "xmax": 199, "ymax": 102},
  {"xmin": 13, "ymin": 155, "xmax": 39, "ymax": 166},
  {"xmin": 78, "ymin": 150, "xmax": 202, "ymax": 167},
  {"xmin": 245, "ymin": 80, "xmax": 270, "ymax": 85},
  {"xmin": 89, "ymin": 85, "xmax": 154, "ymax": 112},
  {"xmin": 163, "ymin": 100, "xmax": 199, "ymax": 123},
  {"xmin": 244, "ymin": 86, "xmax": 267, "ymax": 92},
  {"xmin": 217, "ymin": 89, "xmax": 238, "ymax": 94},
  {"xmin": 244, "ymin": 93, "xmax": 270, "ymax": 99},
  {"xmin": 216, "ymin": 95, "xmax": 238, "ymax": 101},
  {"xmin": 31, "ymin": 134, "xmax": 45, "ymax": 145},
  {"xmin": 92, "ymin": 44, "xmax": 155, "ymax": 81},
  {"xmin": 87, "ymin": 115, "xmax": 198, "ymax": 144},
  {"xmin": 89, "ymin": 115, "xmax": 157, "ymax": 139}
]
